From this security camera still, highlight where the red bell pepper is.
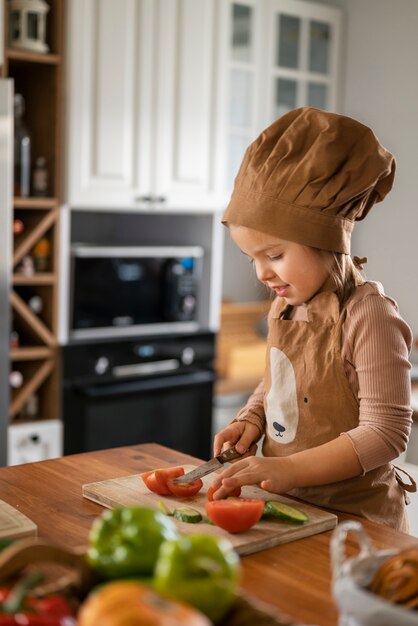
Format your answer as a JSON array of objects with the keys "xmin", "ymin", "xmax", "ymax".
[{"xmin": 0, "ymin": 572, "xmax": 76, "ymax": 625}]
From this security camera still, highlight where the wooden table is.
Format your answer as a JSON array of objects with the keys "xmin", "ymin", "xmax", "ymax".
[{"xmin": 0, "ymin": 443, "xmax": 417, "ymax": 626}]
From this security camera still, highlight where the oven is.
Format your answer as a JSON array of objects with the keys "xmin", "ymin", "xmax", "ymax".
[{"xmin": 62, "ymin": 332, "xmax": 215, "ymax": 460}]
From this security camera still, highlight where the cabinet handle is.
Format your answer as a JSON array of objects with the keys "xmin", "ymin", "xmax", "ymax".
[
  {"xmin": 134, "ymin": 195, "xmax": 153, "ymax": 203},
  {"xmin": 133, "ymin": 195, "xmax": 167, "ymax": 203}
]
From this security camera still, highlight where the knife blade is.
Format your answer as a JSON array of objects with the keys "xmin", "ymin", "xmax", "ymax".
[{"xmin": 173, "ymin": 446, "xmax": 243, "ymax": 483}]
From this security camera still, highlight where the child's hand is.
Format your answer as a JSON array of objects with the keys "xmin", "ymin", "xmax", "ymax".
[
  {"xmin": 213, "ymin": 421, "xmax": 260, "ymax": 457},
  {"xmin": 210, "ymin": 455, "xmax": 297, "ymax": 500}
]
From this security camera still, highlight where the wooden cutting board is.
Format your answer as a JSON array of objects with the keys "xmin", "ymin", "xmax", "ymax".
[
  {"xmin": 0, "ymin": 499, "xmax": 37, "ymax": 540},
  {"xmin": 83, "ymin": 466, "xmax": 337, "ymax": 555}
]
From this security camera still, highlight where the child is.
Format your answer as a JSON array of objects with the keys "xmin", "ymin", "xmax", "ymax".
[{"xmin": 213, "ymin": 107, "xmax": 416, "ymax": 531}]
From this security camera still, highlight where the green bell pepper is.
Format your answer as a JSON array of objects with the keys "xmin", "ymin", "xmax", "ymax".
[
  {"xmin": 87, "ymin": 506, "xmax": 179, "ymax": 579},
  {"xmin": 154, "ymin": 533, "xmax": 240, "ymax": 622}
]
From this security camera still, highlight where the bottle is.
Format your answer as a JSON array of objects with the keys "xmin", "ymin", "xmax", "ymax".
[
  {"xmin": 10, "ymin": 330, "xmax": 20, "ymax": 349},
  {"xmin": 13, "ymin": 218, "xmax": 24, "ymax": 235},
  {"xmin": 16, "ymin": 255, "xmax": 35, "ymax": 276},
  {"xmin": 9, "ymin": 370, "xmax": 24, "ymax": 388},
  {"xmin": 33, "ymin": 238, "xmax": 51, "ymax": 272},
  {"xmin": 33, "ymin": 157, "xmax": 49, "ymax": 197},
  {"xmin": 27, "ymin": 295, "xmax": 43, "ymax": 315},
  {"xmin": 14, "ymin": 94, "xmax": 31, "ymax": 197}
]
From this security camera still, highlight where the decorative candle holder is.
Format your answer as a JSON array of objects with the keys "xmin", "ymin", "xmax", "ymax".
[{"xmin": 9, "ymin": 0, "xmax": 50, "ymax": 54}]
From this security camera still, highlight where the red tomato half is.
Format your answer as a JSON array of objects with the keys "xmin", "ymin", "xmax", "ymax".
[
  {"xmin": 207, "ymin": 484, "xmax": 241, "ymax": 501},
  {"xmin": 141, "ymin": 466, "xmax": 185, "ymax": 496},
  {"xmin": 166, "ymin": 477, "xmax": 203, "ymax": 498},
  {"xmin": 205, "ymin": 498, "xmax": 265, "ymax": 533}
]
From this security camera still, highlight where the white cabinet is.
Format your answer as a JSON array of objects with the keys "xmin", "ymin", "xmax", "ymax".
[
  {"xmin": 66, "ymin": 0, "xmax": 221, "ymax": 210},
  {"xmin": 215, "ymin": 0, "xmax": 343, "ymax": 193}
]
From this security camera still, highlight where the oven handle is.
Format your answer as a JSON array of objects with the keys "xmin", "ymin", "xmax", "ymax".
[
  {"xmin": 112, "ymin": 359, "xmax": 180, "ymax": 378},
  {"xmin": 74, "ymin": 370, "xmax": 215, "ymax": 398}
]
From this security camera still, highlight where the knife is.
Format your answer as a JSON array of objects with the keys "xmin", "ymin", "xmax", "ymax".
[{"xmin": 173, "ymin": 446, "xmax": 243, "ymax": 483}]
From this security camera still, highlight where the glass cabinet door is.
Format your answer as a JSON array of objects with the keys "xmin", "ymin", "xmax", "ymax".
[
  {"xmin": 219, "ymin": 0, "xmax": 342, "ymax": 195},
  {"xmin": 268, "ymin": 0, "xmax": 341, "ymax": 121},
  {"xmin": 224, "ymin": 0, "xmax": 260, "ymax": 192}
]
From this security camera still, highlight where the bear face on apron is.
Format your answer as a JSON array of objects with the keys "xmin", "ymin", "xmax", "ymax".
[{"xmin": 262, "ymin": 287, "xmax": 411, "ymax": 532}]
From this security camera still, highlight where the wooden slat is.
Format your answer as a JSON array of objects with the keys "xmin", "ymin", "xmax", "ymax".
[
  {"xmin": 11, "ymin": 291, "xmax": 56, "ymax": 347},
  {"xmin": 13, "ymin": 274, "xmax": 56, "ymax": 286},
  {"xmin": 13, "ymin": 197, "xmax": 59, "ymax": 209},
  {"xmin": 13, "ymin": 209, "xmax": 58, "ymax": 268},
  {"xmin": 6, "ymin": 48, "xmax": 60, "ymax": 64},
  {"xmin": 10, "ymin": 347, "xmax": 53, "ymax": 361},
  {"xmin": 10, "ymin": 359, "xmax": 54, "ymax": 418}
]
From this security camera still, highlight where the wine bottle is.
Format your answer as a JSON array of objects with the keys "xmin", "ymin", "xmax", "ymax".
[{"xmin": 14, "ymin": 94, "xmax": 31, "ymax": 197}]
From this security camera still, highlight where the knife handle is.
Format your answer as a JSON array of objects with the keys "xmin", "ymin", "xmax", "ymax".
[{"xmin": 217, "ymin": 446, "xmax": 242, "ymax": 464}]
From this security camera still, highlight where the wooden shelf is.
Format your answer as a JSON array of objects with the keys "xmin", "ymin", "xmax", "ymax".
[
  {"xmin": 10, "ymin": 347, "xmax": 53, "ymax": 361},
  {"xmin": 13, "ymin": 274, "xmax": 56, "ymax": 286},
  {"xmin": 6, "ymin": 48, "xmax": 61, "ymax": 65},
  {"xmin": 4, "ymin": 0, "xmax": 64, "ymax": 426},
  {"xmin": 14, "ymin": 197, "xmax": 59, "ymax": 209}
]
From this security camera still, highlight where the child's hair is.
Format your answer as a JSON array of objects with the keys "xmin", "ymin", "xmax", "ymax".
[{"xmin": 318, "ymin": 250, "xmax": 364, "ymax": 310}]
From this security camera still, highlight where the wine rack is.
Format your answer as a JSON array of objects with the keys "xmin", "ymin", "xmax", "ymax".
[{"xmin": 1, "ymin": 0, "xmax": 64, "ymax": 429}]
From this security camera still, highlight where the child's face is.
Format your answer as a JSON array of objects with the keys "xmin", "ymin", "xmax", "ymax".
[{"xmin": 229, "ymin": 225, "xmax": 330, "ymax": 306}]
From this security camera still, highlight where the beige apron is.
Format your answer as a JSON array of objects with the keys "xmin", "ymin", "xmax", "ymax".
[{"xmin": 262, "ymin": 288, "xmax": 413, "ymax": 532}]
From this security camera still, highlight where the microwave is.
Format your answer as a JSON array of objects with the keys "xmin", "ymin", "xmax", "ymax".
[{"xmin": 69, "ymin": 245, "xmax": 204, "ymax": 340}]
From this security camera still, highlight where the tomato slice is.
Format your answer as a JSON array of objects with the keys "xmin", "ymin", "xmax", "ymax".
[
  {"xmin": 165, "ymin": 477, "xmax": 203, "ymax": 498},
  {"xmin": 141, "ymin": 466, "xmax": 185, "ymax": 496},
  {"xmin": 205, "ymin": 498, "xmax": 265, "ymax": 533},
  {"xmin": 207, "ymin": 484, "xmax": 241, "ymax": 501}
]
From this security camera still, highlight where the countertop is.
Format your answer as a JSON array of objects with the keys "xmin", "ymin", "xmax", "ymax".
[{"xmin": 0, "ymin": 443, "xmax": 417, "ymax": 626}]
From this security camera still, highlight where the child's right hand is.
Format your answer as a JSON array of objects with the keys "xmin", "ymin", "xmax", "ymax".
[{"xmin": 213, "ymin": 420, "xmax": 260, "ymax": 457}]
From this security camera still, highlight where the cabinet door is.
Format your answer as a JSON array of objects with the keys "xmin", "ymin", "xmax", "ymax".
[
  {"xmin": 153, "ymin": 0, "xmax": 220, "ymax": 209},
  {"xmin": 217, "ymin": 0, "xmax": 342, "ymax": 196},
  {"xmin": 214, "ymin": 0, "xmax": 265, "ymax": 195},
  {"xmin": 66, "ymin": 0, "xmax": 220, "ymax": 210},
  {"xmin": 66, "ymin": 0, "xmax": 155, "ymax": 208},
  {"xmin": 265, "ymin": 0, "xmax": 341, "ymax": 121}
]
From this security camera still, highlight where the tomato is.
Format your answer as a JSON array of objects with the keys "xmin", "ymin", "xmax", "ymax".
[
  {"xmin": 207, "ymin": 484, "xmax": 241, "ymax": 501},
  {"xmin": 141, "ymin": 467, "xmax": 185, "ymax": 496},
  {"xmin": 205, "ymin": 498, "xmax": 265, "ymax": 533},
  {"xmin": 166, "ymin": 478, "xmax": 203, "ymax": 498}
]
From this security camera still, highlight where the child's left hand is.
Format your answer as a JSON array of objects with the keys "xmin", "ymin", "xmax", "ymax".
[{"xmin": 211, "ymin": 455, "xmax": 297, "ymax": 499}]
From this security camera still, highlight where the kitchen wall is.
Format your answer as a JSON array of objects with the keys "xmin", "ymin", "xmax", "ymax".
[{"xmin": 224, "ymin": 0, "xmax": 418, "ymax": 358}]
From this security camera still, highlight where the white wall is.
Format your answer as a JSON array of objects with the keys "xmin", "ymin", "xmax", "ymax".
[{"xmin": 337, "ymin": 0, "xmax": 418, "ymax": 355}]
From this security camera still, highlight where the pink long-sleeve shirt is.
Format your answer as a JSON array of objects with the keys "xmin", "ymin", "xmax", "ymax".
[{"xmin": 234, "ymin": 282, "xmax": 413, "ymax": 473}]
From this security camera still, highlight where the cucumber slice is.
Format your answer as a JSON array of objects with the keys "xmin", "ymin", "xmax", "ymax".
[
  {"xmin": 263, "ymin": 500, "xmax": 309, "ymax": 524},
  {"xmin": 173, "ymin": 507, "xmax": 202, "ymax": 524},
  {"xmin": 158, "ymin": 500, "xmax": 173, "ymax": 516}
]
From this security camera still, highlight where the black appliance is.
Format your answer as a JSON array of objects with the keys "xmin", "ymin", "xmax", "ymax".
[
  {"xmin": 69, "ymin": 245, "xmax": 203, "ymax": 340},
  {"xmin": 62, "ymin": 332, "xmax": 215, "ymax": 460}
]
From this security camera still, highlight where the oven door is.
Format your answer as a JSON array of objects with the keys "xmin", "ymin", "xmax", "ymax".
[{"xmin": 63, "ymin": 369, "xmax": 214, "ymax": 460}]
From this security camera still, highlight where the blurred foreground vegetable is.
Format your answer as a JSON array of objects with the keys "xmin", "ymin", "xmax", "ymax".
[
  {"xmin": 154, "ymin": 534, "xmax": 240, "ymax": 622},
  {"xmin": 78, "ymin": 581, "xmax": 211, "ymax": 626},
  {"xmin": 0, "ymin": 572, "xmax": 76, "ymax": 625},
  {"xmin": 87, "ymin": 506, "xmax": 179, "ymax": 579}
]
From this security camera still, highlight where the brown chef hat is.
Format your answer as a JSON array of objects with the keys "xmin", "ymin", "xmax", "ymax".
[{"xmin": 222, "ymin": 107, "xmax": 395, "ymax": 253}]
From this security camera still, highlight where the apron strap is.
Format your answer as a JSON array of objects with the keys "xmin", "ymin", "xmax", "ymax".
[{"xmin": 393, "ymin": 464, "xmax": 417, "ymax": 493}]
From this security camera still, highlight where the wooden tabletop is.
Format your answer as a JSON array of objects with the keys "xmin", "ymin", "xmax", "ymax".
[{"xmin": 0, "ymin": 443, "xmax": 417, "ymax": 626}]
